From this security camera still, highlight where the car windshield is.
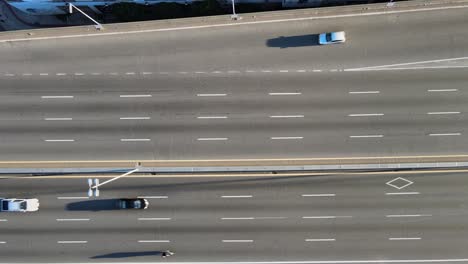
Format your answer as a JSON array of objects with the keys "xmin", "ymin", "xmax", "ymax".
[
  {"xmin": 2, "ymin": 201, "xmax": 8, "ymax": 210},
  {"xmin": 19, "ymin": 201, "xmax": 27, "ymax": 210},
  {"xmin": 132, "ymin": 200, "xmax": 142, "ymax": 209},
  {"xmin": 326, "ymin": 33, "xmax": 332, "ymax": 42}
]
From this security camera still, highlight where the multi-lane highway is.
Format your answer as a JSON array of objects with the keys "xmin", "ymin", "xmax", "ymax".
[
  {"xmin": 0, "ymin": 171, "xmax": 467, "ymax": 262},
  {"xmin": 0, "ymin": 3, "xmax": 468, "ymax": 160}
]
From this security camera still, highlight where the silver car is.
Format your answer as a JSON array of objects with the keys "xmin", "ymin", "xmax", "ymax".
[
  {"xmin": 0, "ymin": 198, "xmax": 40, "ymax": 212},
  {"xmin": 319, "ymin": 31, "xmax": 346, "ymax": 45}
]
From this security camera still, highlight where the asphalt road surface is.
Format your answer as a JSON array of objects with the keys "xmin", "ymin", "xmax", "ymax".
[
  {"xmin": 0, "ymin": 5, "xmax": 468, "ymax": 160},
  {"xmin": 0, "ymin": 171, "xmax": 467, "ymax": 262}
]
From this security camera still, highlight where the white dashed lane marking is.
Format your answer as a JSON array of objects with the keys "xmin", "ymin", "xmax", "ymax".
[
  {"xmin": 138, "ymin": 240, "xmax": 170, "ymax": 243},
  {"xmin": 222, "ymin": 240, "xmax": 253, "ymax": 243},
  {"xmin": 197, "ymin": 138, "xmax": 228, "ymax": 141},
  {"xmin": 119, "ymin": 117, "xmax": 151, "ymax": 120},
  {"xmin": 41, "ymin": 96, "xmax": 74, "ymax": 99},
  {"xmin": 120, "ymin": 139, "xmax": 151, "ymax": 142},
  {"xmin": 269, "ymin": 92, "xmax": 302, "ymax": 96},
  {"xmin": 44, "ymin": 139, "xmax": 75, "ymax": 142},
  {"xmin": 302, "ymin": 194, "xmax": 336, "ymax": 197},
  {"xmin": 44, "ymin": 118, "xmax": 73, "ymax": 121},
  {"xmin": 197, "ymin": 94, "xmax": 227, "ymax": 97},
  {"xmin": 349, "ymin": 91, "xmax": 380, "ymax": 94},
  {"xmin": 221, "ymin": 195, "xmax": 253, "ymax": 198},
  {"xmin": 57, "ymin": 241, "xmax": 87, "ymax": 244},
  {"xmin": 305, "ymin": 239, "xmax": 336, "ymax": 242}
]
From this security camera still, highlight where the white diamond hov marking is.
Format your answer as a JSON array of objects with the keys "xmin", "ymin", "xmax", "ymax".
[{"xmin": 386, "ymin": 177, "xmax": 414, "ymax": 190}]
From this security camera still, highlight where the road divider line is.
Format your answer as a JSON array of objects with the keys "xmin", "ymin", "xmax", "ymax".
[
  {"xmin": 119, "ymin": 117, "xmax": 151, "ymax": 120},
  {"xmin": 427, "ymin": 89, "xmax": 458, "ymax": 92},
  {"xmin": 41, "ymin": 96, "xmax": 74, "ymax": 99},
  {"xmin": 302, "ymin": 194, "xmax": 336, "ymax": 197},
  {"xmin": 268, "ymin": 92, "xmax": 301, "ymax": 95},
  {"xmin": 427, "ymin": 112, "xmax": 460, "ymax": 115},
  {"xmin": 221, "ymin": 195, "xmax": 253, "ymax": 198},
  {"xmin": 270, "ymin": 136, "xmax": 303, "ymax": 140},
  {"xmin": 386, "ymin": 214, "xmax": 431, "ymax": 218},
  {"xmin": 44, "ymin": 139, "xmax": 75, "ymax": 142},
  {"xmin": 386, "ymin": 192, "xmax": 420, "ymax": 195},
  {"xmin": 222, "ymin": 240, "xmax": 253, "ymax": 243},
  {"xmin": 197, "ymin": 138, "xmax": 228, "ymax": 141},
  {"xmin": 57, "ymin": 197, "xmax": 89, "ymax": 200},
  {"xmin": 348, "ymin": 113, "xmax": 384, "ymax": 117},
  {"xmin": 120, "ymin": 94, "xmax": 152, "ymax": 98},
  {"xmin": 138, "ymin": 240, "xmax": 170, "ymax": 243},
  {"xmin": 138, "ymin": 196, "xmax": 168, "ymax": 199},
  {"xmin": 44, "ymin": 118, "xmax": 73, "ymax": 121},
  {"xmin": 138, "ymin": 218, "xmax": 171, "ymax": 221},
  {"xmin": 305, "ymin": 238, "xmax": 336, "ymax": 242},
  {"xmin": 349, "ymin": 135, "xmax": 383, "ymax": 138},
  {"xmin": 389, "ymin": 237, "xmax": 421, "ymax": 241},
  {"xmin": 56, "ymin": 219, "xmax": 90, "ymax": 221},
  {"xmin": 120, "ymin": 139, "xmax": 151, "ymax": 142},
  {"xmin": 349, "ymin": 91, "xmax": 380, "ymax": 94},
  {"xmin": 429, "ymin": 133, "xmax": 461, "ymax": 136},
  {"xmin": 197, "ymin": 94, "xmax": 227, "ymax": 97},
  {"xmin": 57, "ymin": 241, "xmax": 87, "ymax": 244}
]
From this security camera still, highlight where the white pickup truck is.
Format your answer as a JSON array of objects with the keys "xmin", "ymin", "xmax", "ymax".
[{"xmin": 0, "ymin": 198, "xmax": 39, "ymax": 212}]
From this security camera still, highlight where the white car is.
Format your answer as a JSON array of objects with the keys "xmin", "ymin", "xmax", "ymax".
[
  {"xmin": 0, "ymin": 198, "xmax": 39, "ymax": 212},
  {"xmin": 319, "ymin": 31, "xmax": 346, "ymax": 45}
]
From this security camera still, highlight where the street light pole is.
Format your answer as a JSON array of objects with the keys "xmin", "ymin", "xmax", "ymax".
[
  {"xmin": 68, "ymin": 3, "xmax": 103, "ymax": 30},
  {"xmin": 230, "ymin": 0, "xmax": 240, "ymax": 20}
]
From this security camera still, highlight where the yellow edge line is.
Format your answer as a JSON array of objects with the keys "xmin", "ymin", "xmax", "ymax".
[
  {"xmin": 2, "ymin": 169, "xmax": 467, "ymax": 179},
  {"xmin": 1, "ymin": 154, "xmax": 468, "ymax": 164}
]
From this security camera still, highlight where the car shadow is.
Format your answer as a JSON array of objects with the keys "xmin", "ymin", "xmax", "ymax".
[
  {"xmin": 90, "ymin": 251, "xmax": 164, "ymax": 259},
  {"xmin": 266, "ymin": 34, "xmax": 320, "ymax": 48},
  {"xmin": 66, "ymin": 199, "xmax": 119, "ymax": 211}
]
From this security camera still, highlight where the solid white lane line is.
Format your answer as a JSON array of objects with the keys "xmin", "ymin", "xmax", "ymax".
[
  {"xmin": 349, "ymin": 135, "xmax": 383, "ymax": 138},
  {"xmin": 44, "ymin": 139, "xmax": 75, "ymax": 142},
  {"xmin": 222, "ymin": 240, "xmax": 253, "ymax": 243},
  {"xmin": 221, "ymin": 195, "xmax": 253, "ymax": 198},
  {"xmin": 268, "ymin": 92, "xmax": 302, "ymax": 95},
  {"xmin": 348, "ymin": 113, "xmax": 384, "ymax": 117},
  {"xmin": 386, "ymin": 214, "xmax": 432, "ymax": 218},
  {"xmin": 270, "ymin": 115, "xmax": 304, "ymax": 118},
  {"xmin": 120, "ymin": 139, "xmax": 151, "ymax": 142},
  {"xmin": 41, "ymin": 96, "xmax": 74, "ymax": 99},
  {"xmin": 386, "ymin": 192, "xmax": 420, "ymax": 195},
  {"xmin": 349, "ymin": 91, "xmax": 380, "ymax": 94},
  {"xmin": 138, "ymin": 196, "xmax": 168, "ymax": 199},
  {"xmin": 221, "ymin": 217, "xmax": 255, "ymax": 220},
  {"xmin": 56, "ymin": 219, "xmax": 90, "ymax": 221},
  {"xmin": 119, "ymin": 117, "xmax": 151, "ymax": 120},
  {"xmin": 57, "ymin": 241, "xmax": 87, "ymax": 244},
  {"xmin": 305, "ymin": 239, "xmax": 336, "ymax": 242},
  {"xmin": 427, "ymin": 89, "xmax": 458, "ymax": 92},
  {"xmin": 138, "ymin": 218, "xmax": 171, "ymax": 221},
  {"xmin": 197, "ymin": 116, "xmax": 228, "ymax": 119},
  {"xmin": 44, "ymin": 118, "xmax": 73, "ymax": 121},
  {"xmin": 302, "ymin": 194, "xmax": 336, "ymax": 197},
  {"xmin": 120, "ymin": 94, "xmax": 152, "ymax": 98},
  {"xmin": 389, "ymin": 237, "xmax": 421, "ymax": 241},
  {"xmin": 138, "ymin": 240, "xmax": 170, "ymax": 243},
  {"xmin": 429, "ymin": 133, "xmax": 461, "ymax": 136},
  {"xmin": 197, "ymin": 93, "xmax": 227, "ymax": 97},
  {"xmin": 270, "ymin": 137, "xmax": 303, "ymax": 140},
  {"xmin": 57, "ymin": 197, "xmax": 89, "ymax": 200},
  {"xmin": 427, "ymin": 112, "xmax": 460, "ymax": 115},
  {"xmin": 197, "ymin": 138, "xmax": 228, "ymax": 141}
]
